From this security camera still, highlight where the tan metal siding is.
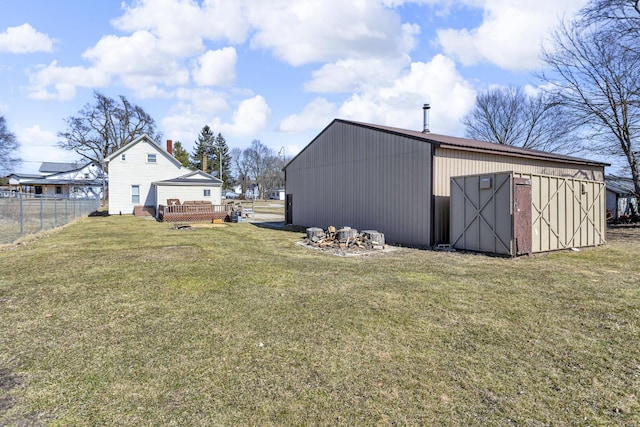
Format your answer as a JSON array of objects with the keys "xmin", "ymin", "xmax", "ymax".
[
  {"xmin": 433, "ymin": 147, "xmax": 605, "ymax": 244},
  {"xmin": 286, "ymin": 121, "xmax": 432, "ymax": 246},
  {"xmin": 450, "ymin": 172, "xmax": 606, "ymax": 255},
  {"xmin": 515, "ymin": 172, "xmax": 606, "ymax": 252}
]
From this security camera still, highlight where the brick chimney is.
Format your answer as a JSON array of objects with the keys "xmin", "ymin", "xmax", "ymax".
[
  {"xmin": 166, "ymin": 139, "xmax": 173, "ymax": 155},
  {"xmin": 202, "ymin": 152, "xmax": 207, "ymax": 172}
]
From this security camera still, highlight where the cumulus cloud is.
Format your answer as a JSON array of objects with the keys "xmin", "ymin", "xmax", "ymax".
[
  {"xmin": 0, "ymin": 23, "xmax": 54, "ymax": 54},
  {"xmin": 112, "ymin": 0, "xmax": 249, "ymax": 53},
  {"xmin": 27, "ymin": 61, "xmax": 110, "ymax": 100},
  {"xmin": 246, "ymin": 0, "xmax": 419, "ymax": 66},
  {"xmin": 17, "ymin": 125, "xmax": 78, "ymax": 169},
  {"xmin": 279, "ymin": 98, "xmax": 337, "ymax": 133},
  {"xmin": 192, "ymin": 47, "xmax": 237, "ymax": 86},
  {"xmin": 436, "ymin": 0, "xmax": 588, "ymax": 70},
  {"xmin": 280, "ymin": 54, "xmax": 476, "ymax": 136},
  {"xmin": 338, "ymin": 55, "xmax": 475, "ymax": 135},
  {"xmin": 216, "ymin": 95, "xmax": 271, "ymax": 137}
]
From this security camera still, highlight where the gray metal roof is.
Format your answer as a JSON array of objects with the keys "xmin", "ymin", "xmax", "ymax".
[
  {"xmin": 606, "ymin": 176, "xmax": 636, "ymax": 195},
  {"xmin": 154, "ymin": 170, "xmax": 222, "ymax": 186},
  {"xmin": 340, "ymin": 119, "xmax": 610, "ymax": 167},
  {"xmin": 39, "ymin": 162, "xmax": 82, "ymax": 173}
]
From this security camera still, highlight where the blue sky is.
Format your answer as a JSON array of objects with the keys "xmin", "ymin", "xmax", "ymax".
[{"xmin": 1, "ymin": 0, "xmax": 589, "ymax": 174}]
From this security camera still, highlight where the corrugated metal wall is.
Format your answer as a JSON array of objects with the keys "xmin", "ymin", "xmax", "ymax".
[
  {"xmin": 450, "ymin": 172, "xmax": 606, "ymax": 255},
  {"xmin": 285, "ymin": 121, "xmax": 433, "ymax": 246},
  {"xmin": 450, "ymin": 173, "xmax": 514, "ymax": 255},
  {"xmin": 433, "ymin": 148, "xmax": 605, "ymax": 244},
  {"xmin": 514, "ymin": 172, "xmax": 606, "ymax": 252}
]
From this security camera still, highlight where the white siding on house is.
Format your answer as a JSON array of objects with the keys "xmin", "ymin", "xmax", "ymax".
[
  {"xmin": 156, "ymin": 185, "xmax": 222, "ymax": 206},
  {"xmin": 107, "ymin": 137, "xmax": 185, "ymax": 215}
]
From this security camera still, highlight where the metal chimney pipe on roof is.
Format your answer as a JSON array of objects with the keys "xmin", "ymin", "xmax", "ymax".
[{"xmin": 422, "ymin": 103, "xmax": 431, "ymax": 133}]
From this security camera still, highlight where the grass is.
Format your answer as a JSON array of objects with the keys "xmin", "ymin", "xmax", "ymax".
[{"xmin": 0, "ymin": 216, "xmax": 639, "ymax": 426}]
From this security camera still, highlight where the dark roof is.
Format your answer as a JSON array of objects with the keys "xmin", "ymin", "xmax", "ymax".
[
  {"xmin": 154, "ymin": 170, "xmax": 222, "ymax": 186},
  {"xmin": 15, "ymin": 178, "xmax": 103, "ymax": 185},
  {"xmin": 606, "ymin": 176, "xmax": 636, "ymax": 195},
  {"xmin": 340, "ymin": 119, "xmax": 609, "ymax": 167},
  {"xmin": 39, "ymin": 162, "xmax": 82, "ymax": 174}
]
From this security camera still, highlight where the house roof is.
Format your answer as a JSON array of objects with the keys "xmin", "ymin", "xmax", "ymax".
[
  {"xmin": 286, "ymin": 119, "xmax": 610, "ymax": 169},
  {"xmin": 153, "ymin": 170, "xmax": 222, "ymax": 186},
  {"xmin": 39, "ymin": 162, "xmax": 82, "ymax": 174},
  {"xmin": 606, "ymin": 175, "xmax": 637, "ymax": 196},
  {"xmin": 104, "ymin": 134, "xmax": 183, "ymax": 169}
]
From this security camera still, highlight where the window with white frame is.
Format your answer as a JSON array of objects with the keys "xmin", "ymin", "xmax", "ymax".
[
  {"xmin": 146, "ymin": 153, "xmax": 157, "ymax": 163},
  {"xmin": 131, "ymin": 185, "xmax": 140, "ymax": 204},
  {"xmin": 204, "ymin": 189, "xmax": 211, "ymax": 197},
  {"xmin": 121, "ymin": 154, "xmax": 126, "ymax": 161}
]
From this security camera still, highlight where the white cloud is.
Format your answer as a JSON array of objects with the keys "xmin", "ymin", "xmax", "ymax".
[
  {"xmin": 0, "ymin": 23, "xmax": 54, "ymax": 54},
  {"xmin": 27, "ymin": 61, "xmax": 111, "ymax": 100},
  {"xmin": 280, "ymin": 54, "xmax": 475, "ymax": 137},
  {"xmin": 305, "ymin": 56, "xmax": 410, "ymax": 93},
  {"xmin": 247, "ymin": 0, "xmax": 419, "ymax": 66},
  {"xmin": 113, "ymin": 0, "xmax": 249, "ymax": 52},
  {"xmin": 192, "ymin": 47, "xmax": 237, "ymax": 86},
  {"xmin": 338, "ymin": 54, "xmax": 475, "ymax": 135},
  {"xmin": 279, "ymin": 98, "xmax": 337, "ymax": 133},
  {"xmin": 16, "ymin": 125, "xmax": 78, "ymax": 172},
  {"xmin": 216, "ymin": 95, "xmax": 271, "ymax": 137},
  {"xmin": 436, "ymin": 0, "xmax": 588, "ymax": 70},
  {"xmin": 175, "ymin": 87, "xmax": 229, "ymax": 113}
]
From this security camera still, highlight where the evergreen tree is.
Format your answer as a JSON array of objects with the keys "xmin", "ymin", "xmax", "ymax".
[
  {"xmin": 189, "ymin": 125, "xmax": 215, "ymax": 173},
  {"xmin": 172, "ymin": 141, "xmax": 190, "ymax": 168},
  {"xmin": 213, "ymin": 133, "xmax": 232, "ymax": 187}
]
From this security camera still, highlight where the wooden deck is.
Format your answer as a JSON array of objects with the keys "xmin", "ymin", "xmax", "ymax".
[{"xmin": 158, "ymin": 202, "xmax": 234, "ymax": 222}]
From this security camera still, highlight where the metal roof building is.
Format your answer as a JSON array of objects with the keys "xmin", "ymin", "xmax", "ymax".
[{"xmin": 284, "ymin": 119, "xmax": 608, "ymax": 248}]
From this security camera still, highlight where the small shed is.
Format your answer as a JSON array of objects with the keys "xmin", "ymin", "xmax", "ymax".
[{"xmin": 450, "ymin": 172, "xmax": 606, "ymax": 256}]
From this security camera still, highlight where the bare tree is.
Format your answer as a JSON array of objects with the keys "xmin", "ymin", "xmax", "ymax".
[
  {"xmin": 579, "ymin": 0, "xmax": 640, "ymax": 39},
  {"xmin": 462, "ymin": 86, "xmax": 578, "ymax": 153},
  {"xmin": 230, "ymin": 147, "xmax": 252, "ymax": 196},
  {"xmin": 540, "ymin": 19, "xmax": 640, "ymax": 196},
  {"xmin": 244, "ymin": 140, "xmax": 274, "ymax": 199},
  {"xmin": 58, "ymin": 91, "xmax": 161, "ymax": 167},
  {"xmin": 0, "ymin": 116, "xmax": 20, "ymax": 176}
]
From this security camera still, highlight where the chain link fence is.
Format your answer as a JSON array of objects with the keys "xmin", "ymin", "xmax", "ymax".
[{"xmin": 0, "ymin": 192, "xmax": 100, "ymax": 245}]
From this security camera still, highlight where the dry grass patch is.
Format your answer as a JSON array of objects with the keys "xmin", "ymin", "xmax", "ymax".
[{"xmin": 0, "ymin": 218, "xmax": 639, "ymax": 425}]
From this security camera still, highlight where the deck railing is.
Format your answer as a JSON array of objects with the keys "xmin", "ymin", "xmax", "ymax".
[{"xmin": 158, "ymin": 203, "xmax": 234, "ymax": 222}]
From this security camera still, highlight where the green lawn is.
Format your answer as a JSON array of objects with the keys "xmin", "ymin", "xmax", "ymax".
[{"xmin": 1, "ymin": 216, "xmax": 639, "ymax": 426}]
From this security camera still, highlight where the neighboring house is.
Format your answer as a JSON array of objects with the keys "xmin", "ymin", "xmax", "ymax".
[
  {"xmin": 606, "ymin": 175, "xmax": 638, "ymax": 220},
  {"xmin": 105, "ymin": 135, "xmax": 222, "ymax": 216},
  {"xmin": 7, "ymin": 161, "xmax": 105, "ymax": 199},
  {"xmin": 284, "ymin": 119, "xmax": 609, "ymax": 249},
  {"xmin": 267, "ymin": 188, "xmax": 285, "ymax": 200}
]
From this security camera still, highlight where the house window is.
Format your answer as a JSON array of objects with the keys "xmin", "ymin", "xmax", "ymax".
[
  {"xmin": 131, "ymin": 185, "xmax": 140, "ymax": 204},
  {"xmin": 35, "ymin": 186, "xmax": 43, "ymax": 195},
  {"xmin": 147, "ymin": 153, "xmax": 157, "ymax": 163},
  {"xmin": 121, "ymin": 154, "xmax": 126, "ymax": 161},
  {"xmin": 204, "ymin": 189, "xmax": 211, "ymax": 197},
  {"xmin": 55, "ymin": 186, "xmax": 62, "ymax": 195}
]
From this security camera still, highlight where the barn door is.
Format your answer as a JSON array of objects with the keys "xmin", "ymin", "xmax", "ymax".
[
  {"xmin": 285, "ymin": 194, "xmax": 293, "ymax": 224},
  {"xmin": 513, "ymin": 178, "xmax": 532, "ymax": 255}
]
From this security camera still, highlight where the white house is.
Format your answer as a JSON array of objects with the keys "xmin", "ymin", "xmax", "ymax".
[
  {"xmin": 105, "ymin": 135, "xmax": 222, "ymax": 216},
  {"xmin": 8, "ymin": 161, "xmax": 105, "ymax": 199}
]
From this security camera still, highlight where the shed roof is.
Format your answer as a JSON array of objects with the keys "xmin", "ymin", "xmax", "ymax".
[
  {"xmin": 39, "ymin": 162, "xmax": 81, "ymax": 174},
  {"xmin": 286, "ymin": 119, "xmax": 609, "ymax": 169},
  {"xmin": 154, "ymin": 170, "xmax": 222, "ymax": 186},
  {"xmin": 606, "ymin": 175, "xmax": 636, "ymax": 195}
]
